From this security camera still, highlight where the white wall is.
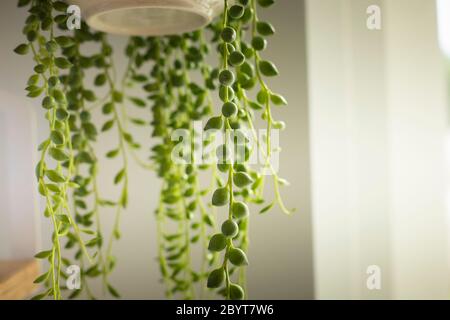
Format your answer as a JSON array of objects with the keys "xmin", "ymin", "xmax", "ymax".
[
  {"xmin": 306, "ymin": 0, "xmax": 449, "ymax": 299},
  {"xmin": 384, "ymin": 0, "xmax": 449, "ymax": 299}
]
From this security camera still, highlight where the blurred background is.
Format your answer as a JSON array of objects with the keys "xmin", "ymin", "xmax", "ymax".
[{"xmin": 1, "ymin": 0, "xmax": 450, "ymax": 299}]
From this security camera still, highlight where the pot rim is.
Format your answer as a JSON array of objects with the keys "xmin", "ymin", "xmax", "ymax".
[{"xmin": 69, "ymin": 0, "xmax": 223, "ymax": 36}]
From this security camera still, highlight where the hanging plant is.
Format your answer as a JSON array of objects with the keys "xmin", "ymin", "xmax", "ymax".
[{"xmin": 15, "ymin": 0, "xmax": 292, "ymax": 300}]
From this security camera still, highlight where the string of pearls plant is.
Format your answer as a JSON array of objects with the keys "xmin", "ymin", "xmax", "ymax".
[{"xmin": 15, "ymin": 0, "xmax": 292, "ymax": 300}]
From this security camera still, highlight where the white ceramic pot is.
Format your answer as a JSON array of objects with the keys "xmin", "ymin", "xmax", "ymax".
[{"xmin": 68, "ymin": 0, "xmax": 223, "ymax": 36}]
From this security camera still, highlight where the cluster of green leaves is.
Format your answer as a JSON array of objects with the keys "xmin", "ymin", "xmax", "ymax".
[
  {"xmin": 125, "ymin": 34, "xmax": 220, "ymax": 299},
  {"xmin": 16, "ymin": 0, "xmax": 290, "ymax": 300},
  {"xmin": 16, "ymin": 0, "xmax": 126, "ymax": 299},
  {"xmin": 15, "ymin": 0, "xmax": 98, "ymax": 300},
  {"xmin": 58, "ymin": 22, "xmax": 105, "ymax": 300},
  {"xmin": 246, "ymin": 0, "xmax": 292, "ymax": 215},
  {"xmin": 203, "ymin": 0, "xmax": 292, "ymax": 300},
  {"xmin": 203, "ymin": 0, "xmax": 253, "ymax": 301}
]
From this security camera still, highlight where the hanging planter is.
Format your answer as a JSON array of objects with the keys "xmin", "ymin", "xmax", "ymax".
[
  {"xmin": 68, "ymin": 0, "xmax": 224, "ymax": 35},
  {"xmin": 14, "ymin": 0, "xmax": 292, "ymax": 300}
]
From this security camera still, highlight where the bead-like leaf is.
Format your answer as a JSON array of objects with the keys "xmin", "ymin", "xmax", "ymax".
[
  {"xmin": 212, "ymin": 187, "xmax": 229, "ymax": 206},
  {"xmin": 107, "ymin": 284, "xmax": 120, "ymax": 298},
  {"xmin": 101, "ymin": 119, "xmax": 115, "ymax": 132},
  {"xmin": 271, "ymin": 93, "xmax": 288, "ymax": 106},
  {"xmin": 45, "ymin": 170, "xmax": 65, "ymax": 183},
  {"xmin": 54, "ymin": 57, "xmax": 72, "ymax": 69},
  {"xmin": 14, "ymin": 43, "xmax": 29, "ymax": 55},
  {"xmin": 207, "ymin": 268, "xmax": 225, "ymax": 288},
  {"xmin": 230, "ymin": 283, "xmax": 245, "ymax": 300},
  {"xmin": 114, "ymin": 168, "xmax": 125, "ymax": 184},
  {"xmin": 55, "ymin": 36, "xmax": 75, "ymax": 48},
  {"xmin": 233, "ymin": 172, "xmax": 254, "ymax": 188},
  {"xmin": 256, "ymin": 21, "xmax": 275, "ymax": 36},
  {"xmin": 208, "ymin": 234, "xmax": 227, "ymax": 252},
  {"xmin": 33, "ymin": 272, "xmax": 49, "ymax": 284},
  {"xmin": 232, "ymin": 201, "xmax": 250, "ymax": 219},
  {"xmin": 106, "ymin": 149, "xmax": 120, "ymax": 158},
  {"xmin": 34, "ymin": 250, "xmax": 52, "ymax": 259},
  {"xmin": 228, "ymin": 247, "xmax": 249, "ymax": 266},
  {"xmin": 259, "ymin": 60, "xmax": 279, "ymax": 77},
  {"xmin": 50, "ymin": 130, "xmax": 65, "ymax": 145},
  {"xmin": 49, "ymin": 147, "xmax": 69, "ymax": 162},
  {"xmin": 259, "ymin": 202, "xmax": 274, "ymax": 214}
]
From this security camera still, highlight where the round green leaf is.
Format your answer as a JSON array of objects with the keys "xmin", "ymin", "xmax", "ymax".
[
  {"xmin": 55, "ymin": 108, "xmax": 69, "ymax": 121},
  {"xmin": 207, "ymin": 268, "xmax": 225, "ymax": 288},
  {"xmin": 222, "ymin": 102, "xmax": 238, "ymax": 118},
  {"xmin": 252, "ymin": 36, "xmax": 267, "ymax": 51},
  {"xmin": 54, "ymin": 57, "xmax": 72, "ymax": 69},
  {"xmin": 232, "ymin": 201, "xmax": 249, "ymax": 219},
  {"xmin": 228, "ymin": 247, "xmax": 248, "ymax": 266},
  {"xmin": 256, "ymin": 21, "xmax": 275, "ymax": 36},
  {"xmin": 219, "ymin": 69, "xmax": 235, "ymax": 86},
  {"xmin": 221, "ymin": 219, "xmax": 239, "ymax": 238},
  {"xmin": 50, "ymin": 130, "xmax": 65, "ymax": 145},
  {"xmin": 42, "ymin": 96, "xmax": 56, "ymax": 110},
  {"xmin": 257, "ymin": 0, "xmax": 275, "ymax": 7},
  {"xmin": 212, "ymin": 187, "xmax": 229, "ymax": 207},
  {"xmin": 229, "ymin": 5, "xmax": 245, "ymax": 19},
  {"xmin": 208, "ymin": 233, "xmax": 227, "ymax": 252},
  {"xmin": 14, "ymin": 43, "xmax": 29, "ymax": 55},
  {"xmin": 259, "ymin": 60, "xmax": 279, "ymax": 77},
  {"xmin": 271, "ymin": 93, "xmax": 288, "ymax": 106},
  {"xmin": 221, "ymin": 26, "xmax": 236, "ymax": 43},
  {"xmin": 45, "ymin": 170, "xmax": 65, "ymax": 183},
  {"xmin": 219, "ymin": 85, "xmax": 235, "ymax": 102},
  {"xmin": 55, "ymin": 36, "xmax": 75, "ymax": 48},
  {"xmin": 229, "ymin": 51, "xmax": 245, "ymax": 67},
  {"xmin": 273, "ymin": 120, "xmax": 286, "ymax": 130},
  {"xmin": 204, "ymin": 116, "xmax": 223, "ymax": 130},
  {"xmin": 230, "ymin": 283, "xmax": 245, "ymax": 300},
  {"xmin": 49, "ymin": 147, "xmax": 69, "ymax": 162},
  {"xmin": 233, "ymin": 172, "xmax": 254, "ymax": 188}
]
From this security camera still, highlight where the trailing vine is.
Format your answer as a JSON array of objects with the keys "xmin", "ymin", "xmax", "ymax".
[
  {"xmin": 15, "ymin": 0, "xmax": 291, "ymax": 300},
  {"xmin": 59, "ymin": 21, "xmax": 105, "ymax": 300}
]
